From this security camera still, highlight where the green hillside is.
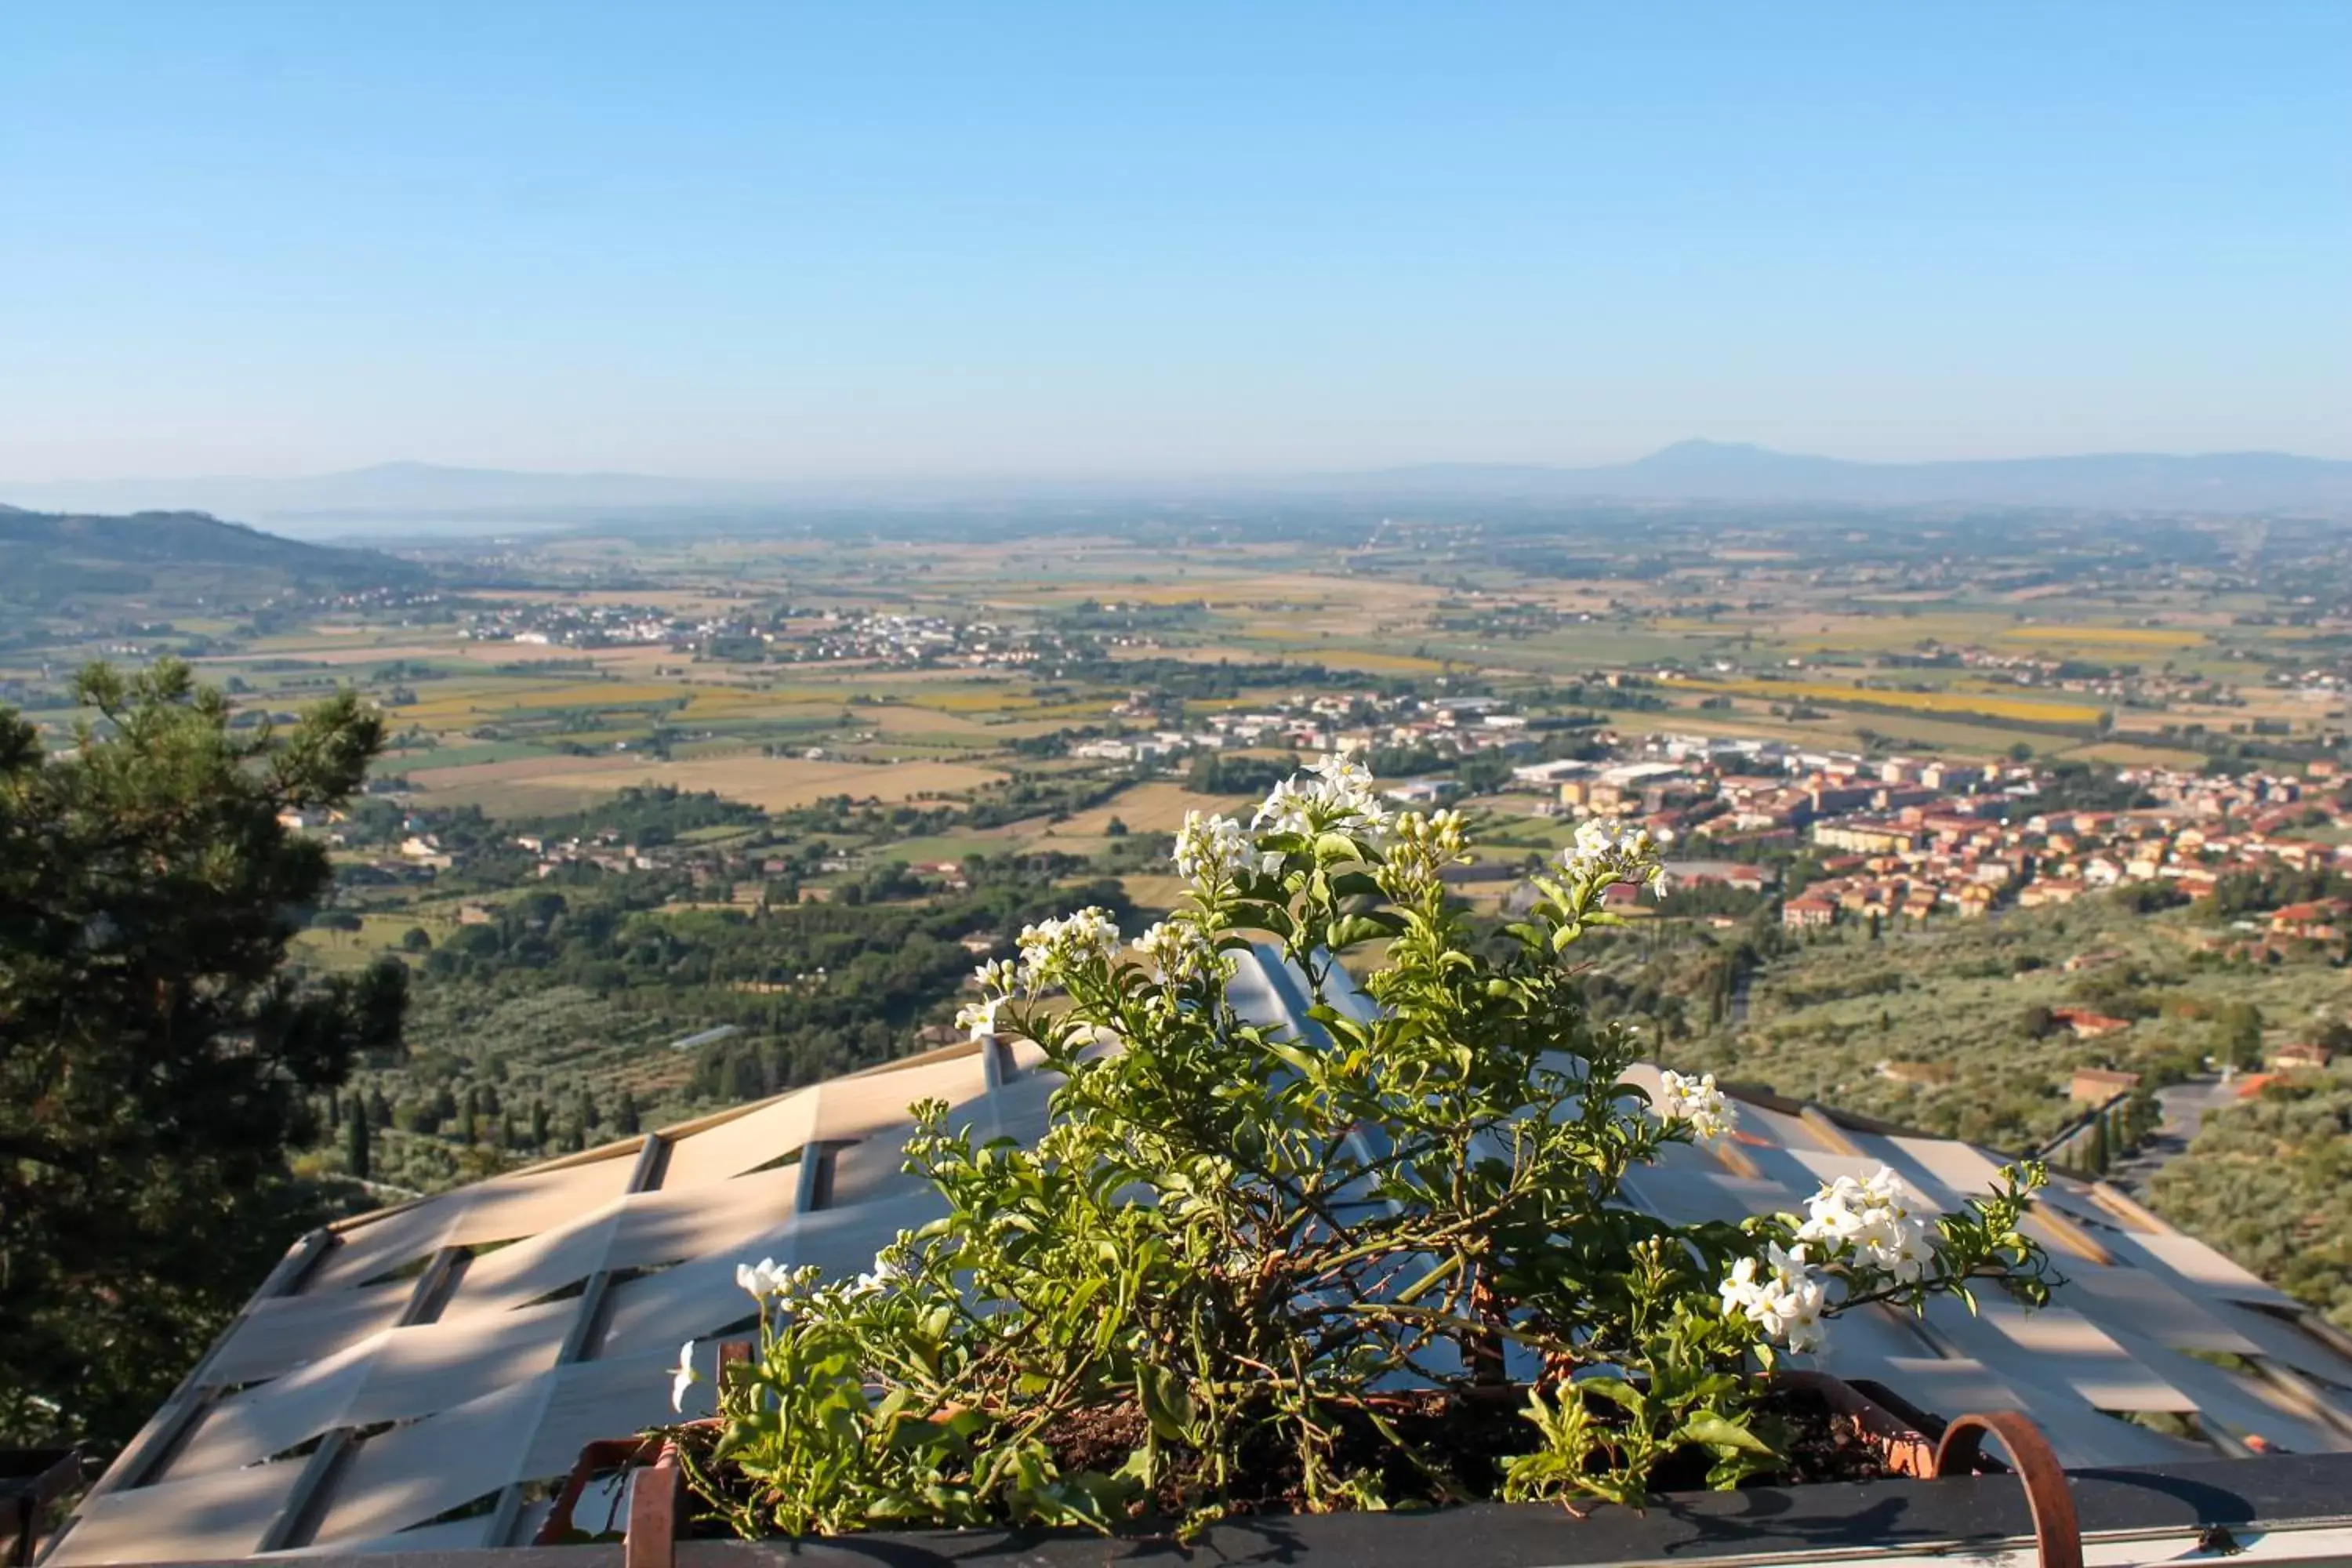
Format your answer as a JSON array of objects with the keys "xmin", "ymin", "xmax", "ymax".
[{"xmin": 0, "ymin": 505, "xmax": 421, "ymax": 608}]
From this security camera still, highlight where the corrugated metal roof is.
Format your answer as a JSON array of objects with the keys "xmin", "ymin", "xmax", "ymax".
[{"xmin": 45, "ymin": 946, "xmax": 2352, "ymax": 1563}]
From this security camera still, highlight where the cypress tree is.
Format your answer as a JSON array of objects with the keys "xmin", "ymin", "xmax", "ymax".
[{"xmin": 347, "ymin": 1096, "xmax": 372, "ymax": 1181}]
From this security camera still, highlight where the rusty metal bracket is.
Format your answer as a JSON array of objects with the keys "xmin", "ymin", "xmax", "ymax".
[
  {"xmin": 1934, "ymin": 1410, "xmax": 2082, "ymax": 1568},
  {"xmin": 624, "ymin": 1440, "xmax": 682, "ymax": 1568},
  {"xmin": 531, "ymin": 1436, "xmax": 663, "ymax": 1546},
  {"xmin": 533, "ymin": 1341, "xmax": 750, "ymax": 1552}
]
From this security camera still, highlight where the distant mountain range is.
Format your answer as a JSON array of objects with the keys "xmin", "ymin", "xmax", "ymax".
[
  {"xmin": 6, "ymin": 442, "xmax": 2350, "ymax": 530},
  {"xmin": 1330, "ymin": 441, "xmax": 2352, "ymax": 510}
]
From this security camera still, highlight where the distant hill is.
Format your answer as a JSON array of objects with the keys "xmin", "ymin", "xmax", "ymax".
[
  {"xmin": 0, "ymin": 463, "xmax": 758, "ymax": 527},
  {"xmin": 7, "ymin": 442, "xmax": 2351, "ymax": 527},
  {"xmin": 0, "ymin": 506, "xmax": 423, "ymax": 608},
  {"xmin": 1332, "ymin": 441, "xmax": 2352, "ymax": 510}
]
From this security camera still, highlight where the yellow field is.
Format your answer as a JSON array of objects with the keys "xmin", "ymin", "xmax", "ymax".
[
  {"xmin": 857, "ymin": 704, "xmax": 992, "ymax": 734},
  {"xmin": 394, "ymin": 683, "xmax": 685, "ymax": 725},
  {"xmin": 1662, "ymin": 676, "xmax": 2104, "ymax": 728},
  {"xmin": 677, "ymin": 688, "xmax": 855, "ymax": 720},
  {"xmin": 1314, "ymin": 648, "xmax": 1454, "ymax": 673},
  {"xmin": 497, "ymin": 681, "xmax": 690, "ymax": 708}
]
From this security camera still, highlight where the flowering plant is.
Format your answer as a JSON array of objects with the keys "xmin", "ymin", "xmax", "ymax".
[{"xmin": 677, "ymin": 761, "xmax": 2052, "ymax": 1534}]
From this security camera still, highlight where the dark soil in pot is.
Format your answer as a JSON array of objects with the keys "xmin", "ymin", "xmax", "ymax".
[{"xmin": 673, "ymin": 1380, "xmax": 1918, "ymax": 1537}]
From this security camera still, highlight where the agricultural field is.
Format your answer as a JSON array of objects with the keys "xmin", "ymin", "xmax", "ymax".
[
  {"xmin": 413, "ymin": 753, "xmax": 1010, "ymax": 815},
  {"xmin": 1661, "ymin": 674, "xmax": 2110, "ymax": 729},
  {"xmin": 16, "ymin": 497, "xmax": 2352, "ymax": 1213}
]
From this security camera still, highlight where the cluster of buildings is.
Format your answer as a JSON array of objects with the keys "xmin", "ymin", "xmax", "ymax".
[
  {"xmin": 510, "ymin": 829, "xmax": 669, "ymax": 878},
  {"xmin": 775, "ymin": 612, "xmax": 1067, "ymax": 670},
  {"xmin": 1901, "ymin": 639, "xmax": 2233, "ymax": 707},
  {"xmin": 1080, "ymin": 688, "xmax": 1538, "ymax": 762},
  {"xmin": 458, "ymin": 601, "xmax": 1101, "ymax": 673},
  {"xmin": 296, "ymin": 806, "xmax": 760, "ymax": 891},
  {"xmin": 1066, "ymin": 689, "xmax": 1541, "ymax": 765},
  {"xmin": 461, "ymin": 600, "xmax": 709, "ymax": 649},
  {"xmin": 318, "ymin": 586, "xmax": 450, "ymax": 615},
  {"xmin": 1512, "ymin": 739, "xmax": 1998, "ymax": 844},
  {"xmin": 1068, "ymin": 730, "xmax": 1203, "ymax": 764},
  {"xmin": 1811, "ymin": 782, "xmax": 2352, "ymax": 931},
  {"xmin": 1494, "ymin": 733, "xmax": 2351, "ymax": 934},
  {"xmin": 1048, "ymin": 692, "xmax": 2348, "ymax": 941}
]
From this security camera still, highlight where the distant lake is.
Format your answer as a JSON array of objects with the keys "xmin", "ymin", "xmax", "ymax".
[{"xmin": 260, "ymin": 514, "xmax": 582, "ymax": 543}]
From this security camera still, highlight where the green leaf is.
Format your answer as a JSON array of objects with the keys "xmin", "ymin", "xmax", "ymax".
[
  {"xmin": 1138, "ymin": 1363, "xmax": 1196, "ymax": 1443},
  {"xmin": 1314, "ymin": 830, "xmax": 1367, "ymax": 863},
  {"xmin": 1307, "ymin": 1005, "xmax": 1370, "ymax": 1047},
  {"xmin": 1675, "ymin": 1410, "xmax": 1777, "ymax": 1457},
  {"xmin": 1261, "ymin": 1038, "xmax": 1320, "ymax": 1077},
  {"xmin": 1577, "ymin": 1375, "xmax": 1646, "ymax": 1417}
]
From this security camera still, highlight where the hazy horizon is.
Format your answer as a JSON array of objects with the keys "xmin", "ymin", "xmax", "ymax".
[
  {"xmin": 13, "ymin": 438, "xmax": 2352, "ymax": 494},
  {"xmin": 5, "ymin": 2, "xmax": 2348, "ymax": 481}
]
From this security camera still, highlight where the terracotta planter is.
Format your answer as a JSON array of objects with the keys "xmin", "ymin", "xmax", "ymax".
[{"xmin": 1771, "ymin": 1369, "xmax": 1940, "ymax": 1477}]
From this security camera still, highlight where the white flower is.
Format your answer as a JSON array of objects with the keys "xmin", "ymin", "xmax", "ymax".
[
  {"xmin": 670, "ymin": 1339, "xmax": 699, "ymax": 1412},
  {"xmin": 1015, "ymin": 907, "xmax": 1123, "ymax": 985},
  {"xmin": 734, "ymin": 1255, "xmax": 785, "ymax": 1301},
  {"xmin": 1557, "ymin": 818, "xmax": 1673, "ymax": 898},
  {"xmin": 1252, "ymin": 753, "xmax": 1390, "ymax": 842},
  {"xmin": 1308, "ymin": 752, "xmax": 1391, "ymax": 839},
  {"xmin": 972, "ymin": 957, "xmax": 1020, "ymax": 995},
  {"xmin": 1871, "ymin": 1220, "xmax": 1935, "ymax": 1284},
  {"xmin": 1798, "ymin": 1167, "xmax": 1931, "ymax": 1283},
  {"xmin": 1253, "ymin": 776, "xmax": 1316, "ymax": 835},
  {"xmin": 850, "ymin": 1257, "xmax": 900, "ymax": 1297},
  {"xmin": 1719, "ymin": 1243, "xmax": 1827, "ymax": 1353},
  {"xmin": 954, "ymin": 994, "xmax": 1003, "ymax": 1040},
  {"xmin": 1657, "ymin": 1069, "xmax": 1736, "ymax": 1146},
  {"xmin": 1173, "ymin": 811, "xmax": 1253, "ymax": 884},
  {"xmin": 1308, "ymin": 750, "xmax": 1377, "ymax": 795}
]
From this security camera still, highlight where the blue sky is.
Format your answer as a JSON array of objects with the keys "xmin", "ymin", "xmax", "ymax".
[{"xmin": 3, "ymin": 2, "xmax": 2347, "ymax": 481}]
